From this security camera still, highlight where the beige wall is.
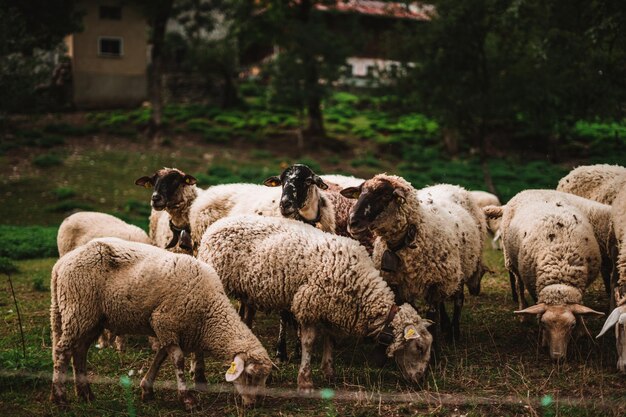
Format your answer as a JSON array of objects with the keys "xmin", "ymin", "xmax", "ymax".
[{"xmin": 67, "ymin": 0, "xmax": 148, "ymax": 108}]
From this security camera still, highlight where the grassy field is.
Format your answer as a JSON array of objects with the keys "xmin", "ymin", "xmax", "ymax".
[
  {"xmin": 1, "ymin": 99, "xmax": 626, "ymax": 415},
  {"xmin": 1, "ymin": 251, "xmax": 624, "ymax": 416}
]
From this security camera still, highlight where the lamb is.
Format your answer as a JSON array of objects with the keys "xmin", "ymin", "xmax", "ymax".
[
  {"xmin": 50, "ymin": 238, "xmax": 271, "ymax": 410},
  {"xmin": 57, "ymin": 211, "xmax": 151, "ymax": 257},
  {"xmin": 56, "ymin": 211, "xmax": 153, "ymax": 351},
  {"xmin": 557, "ymin": 164, "xmax": 626, "ymax": 205},
  {"xmin": 484, "ymin": 189, "xmax": 607, "ymax": 361},
  {"xmin": 135, "ymin": 168, "xmax": 200, "ymax": 253},
  {"xmin": 341, "ymin": 175, "xmax": 486, "ymax": 341},
  {"xmin": 197, "ymin": 215, "xmax": 434, "ymax": 390},
  {"xmin": 470, "ymin": 190, "xmax": 502, "ymax": 250},
  {"xmin": 597, "ymin": 180, "xmax": 626, "ymax": 372},
  {"xmin": 264, "ymin": 164, "xmax": 374, "ymax": 253}
]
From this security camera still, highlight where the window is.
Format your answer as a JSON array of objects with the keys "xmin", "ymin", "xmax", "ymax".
[
  {"xmin": 99, "ymin": 6, "xmax": 122, "ymax": 20},
  {"xmin": 98, "ymin": 37, "xmax": 123, "ymax": 57}
]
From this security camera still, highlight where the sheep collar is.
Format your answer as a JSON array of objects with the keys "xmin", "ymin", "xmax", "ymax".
[
  {"xmin": 381, "ymin": 224, "xmax": 417, "ymax": 273},
  {"xmin": 165, "ymin": 220, "xmax": 192, "ymax": 252},
  {"xmin": 374, "ymin": 305, "xmax": 399, "ymax": 346}
]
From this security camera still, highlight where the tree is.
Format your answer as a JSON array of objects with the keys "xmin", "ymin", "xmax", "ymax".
[{"xmin": 399, "ymin": 0, "xmax": 626, "ymax": 190}]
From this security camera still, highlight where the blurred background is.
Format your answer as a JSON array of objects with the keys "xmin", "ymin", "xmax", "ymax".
[{"xmin": 2, "ymin": 0, "xmax": 626, "ymax": 258}]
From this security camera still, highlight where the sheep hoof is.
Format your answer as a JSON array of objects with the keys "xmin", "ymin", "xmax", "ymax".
[
  {"xmin": 141, "ymin": 388, "xmax": 155, "ymax": 402},
  {"xmin": 180, "ymin": 392, "xmax": 198, "ymax": 412},
  {"xmin": 76, "ymin": 385, "xmax": 95, "ymax": 402},
  {"xmin": 50, "ymin": 391, "xmax": 69, "ymax": 408}
]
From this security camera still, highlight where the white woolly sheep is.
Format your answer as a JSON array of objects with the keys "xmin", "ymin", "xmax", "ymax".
[
  {"xmin": 50, "ymin": 238, "xmax": 271, "ymax": 410},
  {"xmin": 557, "ymin": 164, "xmax": 626, "ymax": 205},
  {"xmin": 57, "ymin": 211, "xmax": 151, "ymax": 257},
  {"xmin": 597, "ymin": 180, "xmax": 626, "ymax": 372},
  {"xmin": 470, "ymin": 190, "xmax": 502, "ymax": 250},
  {"xmin": 484, "ymin": 189, "xmax": 607, "ymax": 361},
  {"xmin": 57, "ymin": 211, "xmax": 153, "ymax": 351},
  {"xmin": 197, "ymin": 215, "xmax": 434, "ymax": 390},
  {"xmin": 340, "ymin": 175, "xmax": 486, "ymax": 342},
  {"xmin": 135, "ymin": 168, "xmax": 200, "ymax": 253}
]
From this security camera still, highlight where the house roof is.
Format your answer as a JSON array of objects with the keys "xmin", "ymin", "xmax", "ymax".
[{"xmin": 315, "ymin": 0, "xmax": 434, "ymax": 21}]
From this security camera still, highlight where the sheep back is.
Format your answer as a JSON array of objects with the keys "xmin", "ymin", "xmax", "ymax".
[{"xmin": 557, "ymin": 164, "xmax": 626, "ymax": 205}]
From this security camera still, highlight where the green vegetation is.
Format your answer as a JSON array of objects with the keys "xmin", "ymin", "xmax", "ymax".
[
  {"xmin": 32, "ymin": 153, "xmax": 64, "ymax": 168},
  {"xmin": 0, "ymin": 226, "xmax": 58, "ymax": 260}
]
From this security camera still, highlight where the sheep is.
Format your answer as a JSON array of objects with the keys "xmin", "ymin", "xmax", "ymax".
[
  {"xmin": 469, "ymin": 190, "xmax": 502, "ymax": 250},
  {"xmin": 340, "ymin": 175, "xmax": 486, "ymax": 342},
  {"xmin": 135, "ymin": 168, "xmax": 200, "ymax": 253},
  {"xmin": 557, "ymin": 164, "xmax": 626, "ymax": 205},
  {"xmin": 597, "ymin": 181, "xmax": 626, "ymax": 372},
  {"xmin": 320, "ymin": 174, "xmax": 365, "ymax": 189},
  {"xmin": 263, "ymin": 164, "xmax": 374, "ymax": 253},
  {"xmin": 49, "ymin": 238, "xmax": 271, "ymax": 410},
  {"xmin": 56, "ymin": 211, "xmax": 152, "ymax": 351},
  {"xmin": 484, "ymin": 189, "xmax": 607, "ymax": 361},
  {"xmin": 197, "ymin": 215, "xmax": 434, "ymax": 390},
  {"xmin": 57, "ymin": 211, "xmax": 151, "ymax": 257}
]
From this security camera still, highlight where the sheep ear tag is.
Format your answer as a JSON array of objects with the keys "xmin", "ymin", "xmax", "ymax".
[
  {"xmin": 404, "ymin": 325, "xmax": 419, "ymax": 340},
  {"xmin": 225, "ymin": 356, "xmax": 245, "ymax": 382}
]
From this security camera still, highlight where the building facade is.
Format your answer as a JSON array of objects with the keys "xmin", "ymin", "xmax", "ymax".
[{"xmin": 65, "ymin": 1, "xmax": 148, "ymax": 108}]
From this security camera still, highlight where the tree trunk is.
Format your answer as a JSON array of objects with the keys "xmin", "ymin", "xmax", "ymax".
[
  {"xmin": 147, "ymin": 0, "xmax": 173, "ymax": 139},
  {"xmin": 299, "ymin": 0, "xmax": 325, "ymax": 137},
  {"xmin": 442, "ymin": 127, "xmax": 459, "ymax": 156}
]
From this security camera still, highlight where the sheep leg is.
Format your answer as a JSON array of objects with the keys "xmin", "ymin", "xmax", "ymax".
[
  {"xmin": 276, "ymin": 311, "xmax": 290, "ymax": 363},
  {"xmin": 192, "ymin": 350, "xmax": 207, "ymax": 392},
  {"xmin": 167, "ymin": 345, "xmax": 197, "ymax": 411},
  {"xmin": 509, "ymin": 271, "xmax": 518, "ymax": 303},
  {"xmin": 297, "ymin": 325, "xmax": 316, "ymax": 392},
  {"xmin": 440, "ymin": 302, "xmax": 451, "ymax": 336},
  {"xmin": 244, "ymin": 305, "xmax": 256, "ymax": 328},
  {"xmin": 140, "ymin": 347, "xmax": 168, "ymax": 402},
  {"xmin": 320, "ymin": 333, "xmax": 334, "ymax": 381},
  {"xmin": 452, "ymin": 287, "xmax": 464, "ymax": 342},
  {"xmin": 50, "ymin": 303, "xmax": 70, "ymax": 406},
  {"xmin": 72, "ymin": 328, "xmax": 101, "ymax": 402}
]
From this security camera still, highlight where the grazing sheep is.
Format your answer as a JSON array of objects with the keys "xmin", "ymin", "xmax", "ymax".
[
  {"xmin": 135, "ymin": 168, "xmax": 200, "ymax": 253},
  {"xmin": 557, "ymin": 164, "xmax": 626, "ymax": 205},
  {"xmin": 470, "ymin": 190, "xmax": 502, "ymax": 250},
  {"xmin": 197, "ymin": 215, "xmax": 434, "ymax": 390},
  {"xmin": 57, "ymin": 211, "xmax": 152, "ymax": 351},
  {"xmin": 597, "ymin": 181, "xmax": 626, "ymax": 372},
  {"xmin": 484, "ymin": 190, "xmax": 607, "ymax": 361},
  {"xmin": 50, "ymin": 238, "xmax": 271, "ymax": 410},
  {"xmin": 57, "ymin": 211, "xmax": 151, "ymax": 257},
  {"xmin": 341, "ymin": 175, "xmax": 485, "ymax": 341},
  {"xmin": 264, "ymin": 164, "xmax": 374, "ymax": 253}
]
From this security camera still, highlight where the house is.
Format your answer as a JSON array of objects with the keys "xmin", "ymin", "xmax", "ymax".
[{"xmin": 65, "ymin": 1, "xmax": 148, "ymax": 108}]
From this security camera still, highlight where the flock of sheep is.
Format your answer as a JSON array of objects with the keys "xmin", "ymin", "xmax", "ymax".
[{"xmin": 49, "ymin": 162, "xmax": 626, "ymax": 410}]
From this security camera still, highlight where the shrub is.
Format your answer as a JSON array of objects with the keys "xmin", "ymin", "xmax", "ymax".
[
  {"xmin": 0, "ymin": 226, "xmax": 58, "ymax": 259},
  {"xmin": 53, "ymin": 187, "xmax": 76, "ymax": 200},
  {"xmin": 36, "ymin": 135, "xmax": 65, "ymax": 148},
  {"xmin": 32, "ymin": 274, "xmax": 47, "ymax": 292},
  {"xmin": 42, "ymin": 123, "xmax": 97, "ymax": 136},
  {"xmin": 124, "ymin": 199, "xmax": 151, "ymax": 217},
  {"xmin": 46, "ymin": 200, "xmax": 95, "ymax": 213},
  {"xmin": 32, "ymin": 153, "xmax": 64, "ymax": 168}
]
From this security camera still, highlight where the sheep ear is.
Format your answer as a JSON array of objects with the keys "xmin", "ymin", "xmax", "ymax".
[
  {"xmin": 263, "ymin": 176, "xmax": 282, "ymax": 187},
  {"xmin": 313, "ymin": 175, "xmax": 328, "ymax": 190},
  {"xmin": 404, "ymin": 325, "xmax": 419, "ymax": 340},
  {"xmin": 570, "ymin": 304, "xmax": 605, "ymax": 317},
  {"xmin": 514, "ymin": 303, "xmax": 547, "ymax": 315},
  {"xmin": 135, "ymin": 176, "xmax": 154, "ymax": 188},
  {"xmin": 596, "ymin": 307, "xmax": 624, "ymax": 338},
  {"xmin": 225, "ymin": 355, "xmax": 245, "ymax": 382},
  {"xmin": 424, "ymin": 319, "xmax": 435, "ymax": 328},
  {"xmin": 393, "ymin": 188, "xmax": 406, "ymax": 205},
  {"xmin": 183, "ymin": 174, "xmax": 197, "ymax": 186},
  {"xmin": 340, "ymin": 186, "xmax": 361, "ymax": 199}
]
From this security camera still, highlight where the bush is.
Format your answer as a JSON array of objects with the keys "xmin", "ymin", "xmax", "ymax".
[
  {"xmin": 0, "ymin": 226, "xmax": 58, "ymax": 259},
  {"xmin": 46, "ymin": 200, "xmax": 95, "ymax": 213},
  {"xmin": 53, "ymin": 187, "xmax": 76, "ymax": 200},
  {"xmin": 36, "ymin": 135, "xmax": 65, "ymax": 148},
  {"xmin": 32, "ymin": 153, "xmax": 64, "ymax": 168},
  {"xmin": 42, "ymin": 123, "xmax": 97, "ymax": 136},
  {"xmin": 124, "ymin": 199, "xmax": 151, "ymax": 217},
  {"xmin": 32, "ymin": 273, "xmax": 47, "ymax": 292}
]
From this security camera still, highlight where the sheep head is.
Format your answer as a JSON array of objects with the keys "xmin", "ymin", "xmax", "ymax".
[
  {"xmin": 516, "ymin": 303, "xmax": 604, "ymax": 361},
  {"xmin": 264, "ymin": 164, "xmax": 328, "ymax": 221},
  {"xmin": 225, "ymin": 351, "xmax": 272, "ymax": 406},
  {"xmin": 342, "ymin": 175, "xmax": 411, "ymax": 237},
  {"xmin": 385, "ymin": 303, "xmax": 433, "ymax": 384},
  {"xmin": 135, "ymin": 168, "xmax": 196, "ymax": 211}
]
